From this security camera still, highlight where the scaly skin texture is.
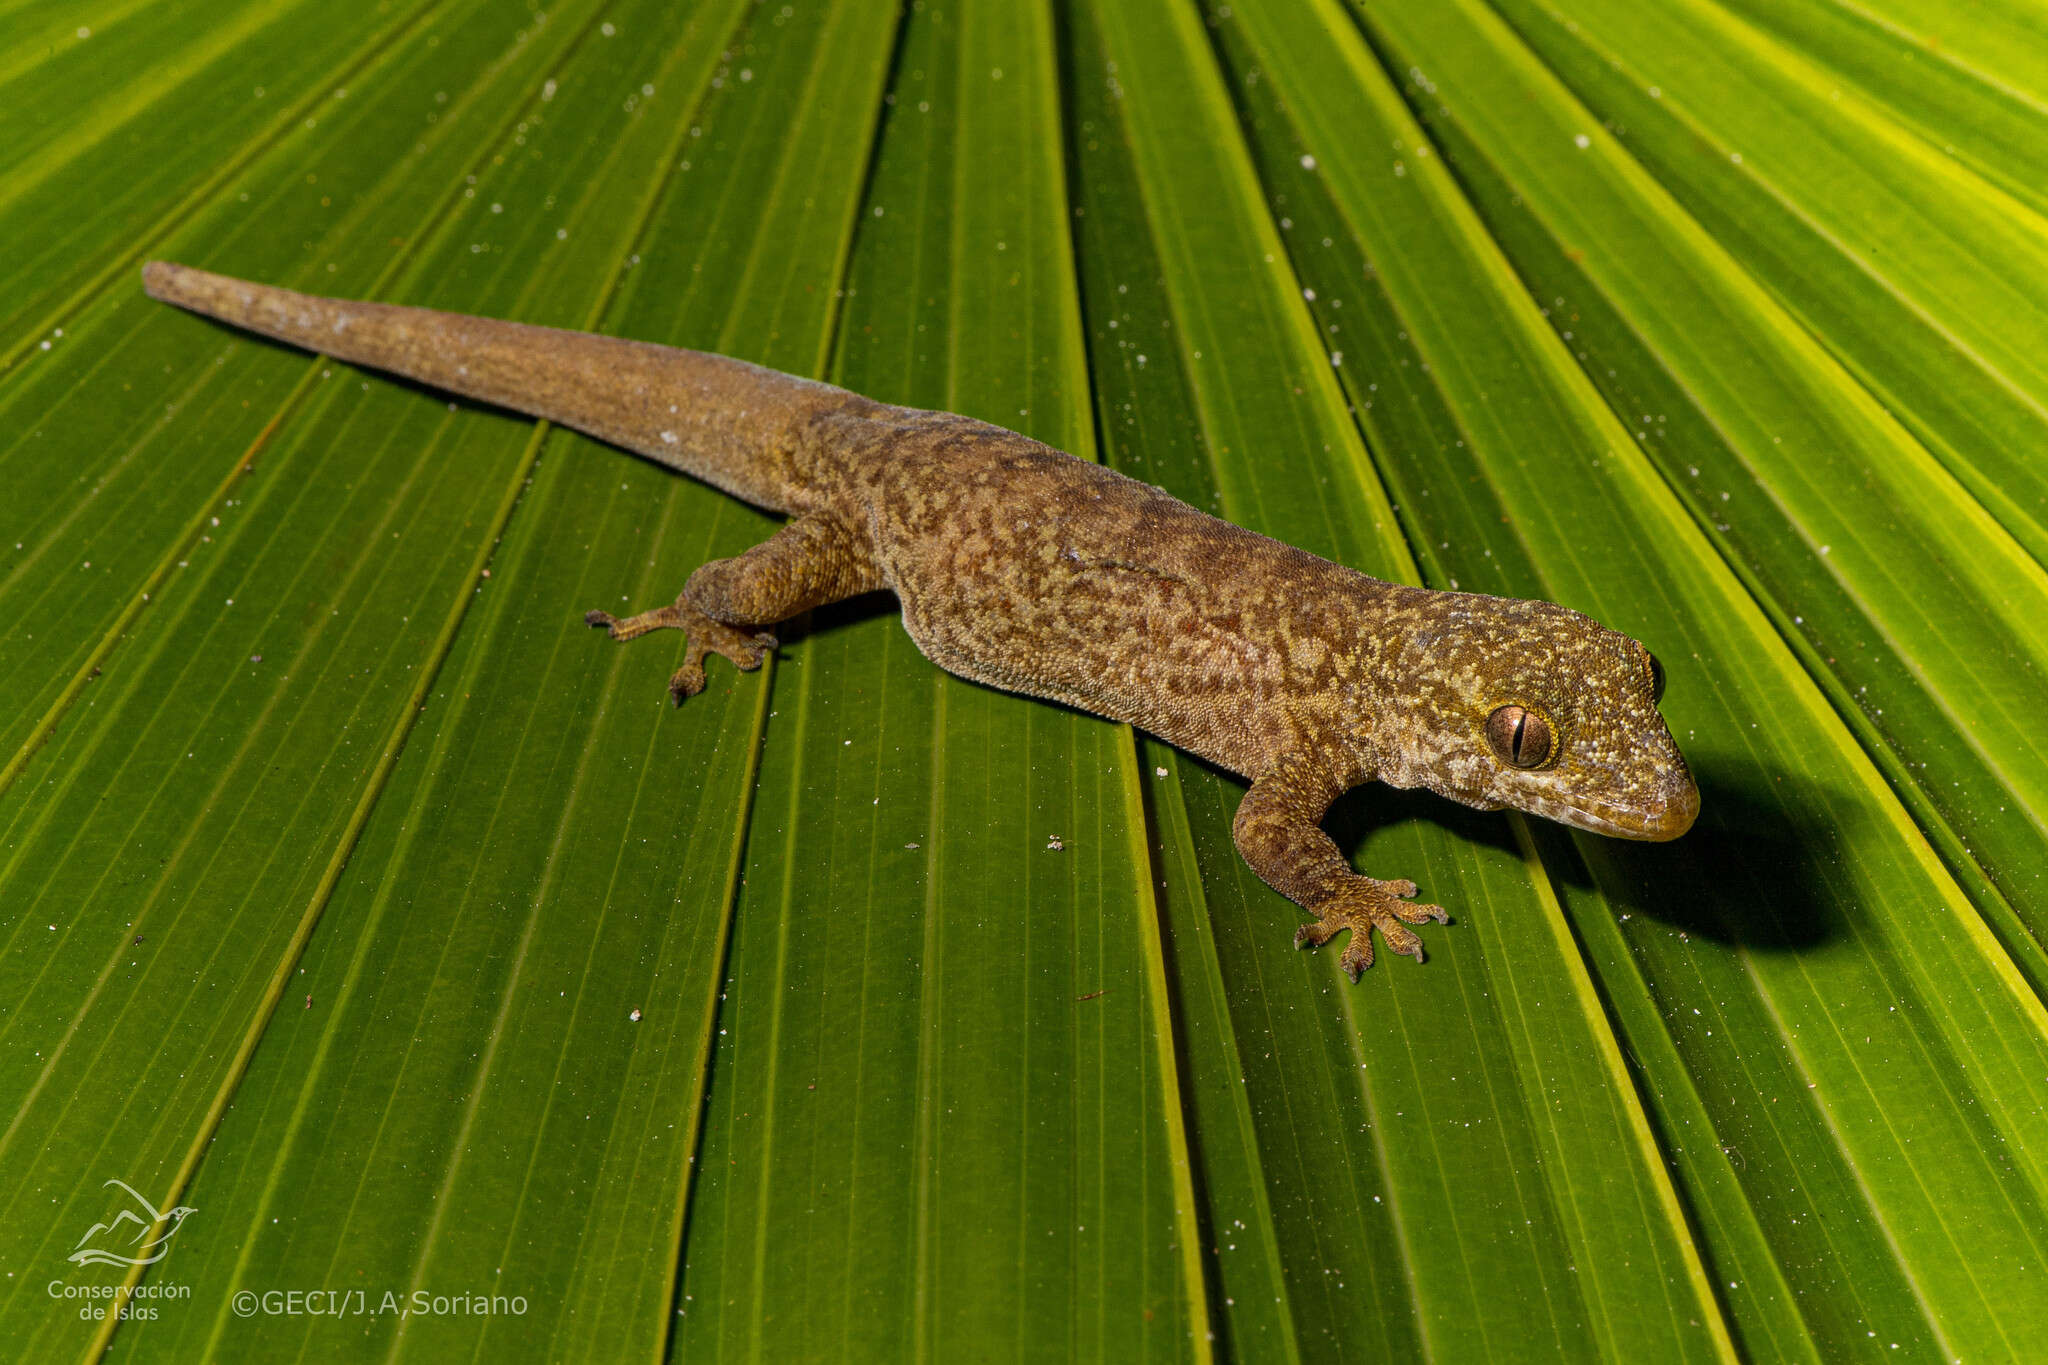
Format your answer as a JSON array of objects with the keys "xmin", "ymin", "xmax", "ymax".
[{"xmin": 143, "ymin": 262, "xmax": 1698, "ymax": 976}]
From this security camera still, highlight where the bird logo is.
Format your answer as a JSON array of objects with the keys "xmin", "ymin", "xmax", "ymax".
[{"xmin": 67, "ymin": 1180, "xmax": 196, "ymax": 1268}]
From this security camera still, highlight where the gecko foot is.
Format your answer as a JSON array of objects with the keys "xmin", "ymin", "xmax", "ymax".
[
  {"xmin": 584, "ymin": 599, "xmax": 776, "ymax": 704},
  {"xmin": 1294, "ymin": 877, "xmax": 1449, "ymax": 980}
]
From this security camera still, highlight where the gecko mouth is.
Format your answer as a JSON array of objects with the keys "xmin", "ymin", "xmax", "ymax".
[{"xmin": 1538, "ymin": 775, "xmax": 1699, "ymax": 842}]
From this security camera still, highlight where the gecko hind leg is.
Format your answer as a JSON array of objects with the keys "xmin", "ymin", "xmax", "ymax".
[
  {"xmin": 584, "ymin": 599, "xmax": 776, "ymax": 703},
  {"xmin": 585, "ymin": 509, "xmax": 881, "ymax": 705}
]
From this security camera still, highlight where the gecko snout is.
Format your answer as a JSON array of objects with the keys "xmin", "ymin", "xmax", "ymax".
[{"xmin": 1629, "ymin": 768, "xmax": 1699, "ymax": 842}]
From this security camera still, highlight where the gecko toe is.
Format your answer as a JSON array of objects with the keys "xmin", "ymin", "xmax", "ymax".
[
  {"xmin": 1388, "ymin": 899, "xmax": 1449, "ymax": 927},
  {"xmin": 1295, "ymin": 918, "xmax": 1339, "ymax": 950},
  {"xmin": 1382, "ymin": 922, "xmax": 1426, "ymax": 962},
  {"xmin": 587, "ymin": 601, "xmax": 685, "ymax": 643},
  {"xmin": 668, "ymin": 663, "xmax": 707, "ymax": 704},
  {"xmin": 727, "ymin": 632, "xmax": 776, "ymax": 671}
]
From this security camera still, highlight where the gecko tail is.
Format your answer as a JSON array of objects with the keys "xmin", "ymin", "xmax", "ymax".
[{"xmin": 142, "ymin": 261, "xmax": 844, "ymax": 513}]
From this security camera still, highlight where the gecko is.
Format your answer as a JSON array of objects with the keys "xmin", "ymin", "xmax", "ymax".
[{"xmin": 143, "ymin": 261, "xmax": 1697, "ymax": 977}]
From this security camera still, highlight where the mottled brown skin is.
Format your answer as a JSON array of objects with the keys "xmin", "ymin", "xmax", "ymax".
[{"xmin": 143, "ymin": 262, "xmax": 1698, "ymax": 976}]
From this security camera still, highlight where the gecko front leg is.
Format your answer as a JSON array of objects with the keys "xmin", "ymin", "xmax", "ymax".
[
  {"xmin": 1232, "ymin": 758, "xmax": 1448, "ymax": 978},
  {"xmin": 588, "ymin": 509, "xmax": 882, "ymax": 703}
]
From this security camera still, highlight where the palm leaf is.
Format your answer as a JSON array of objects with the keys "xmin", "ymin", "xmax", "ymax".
[{"xmin": 3, "ymin": 0, "xmax": 2044, "ymax": 1361}]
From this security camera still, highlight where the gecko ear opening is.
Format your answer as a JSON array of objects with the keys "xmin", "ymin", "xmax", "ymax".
[
  {"xmin": 1485, "ymin": 705, "xmax": 1554, "ymax": 768},
  {"xmin": 1648, "ymin": 652, "xmax": 1666, "ymax": 703}
]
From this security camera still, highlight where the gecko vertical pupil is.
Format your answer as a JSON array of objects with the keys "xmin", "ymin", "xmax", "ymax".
[{"xmin": 1486, "ymin": 705, "xmax": 1552, "ymax": 768}]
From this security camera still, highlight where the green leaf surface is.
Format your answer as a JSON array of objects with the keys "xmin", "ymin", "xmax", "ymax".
[
  {"xmin": 5, "ymin": 0, "xmax": 2047, "ymax": 1360},
  {"xmin": 1482, "ymin": 0, "xmax": 2048, "ymax": 572},
  {"xmin": 0, "ymin": 0, "xmax": 450, "ymax": 365}
]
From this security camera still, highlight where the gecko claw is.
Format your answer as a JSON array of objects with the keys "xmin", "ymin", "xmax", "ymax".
[{"xmin": 1295, "ymin": 876, "xmax": 1446, "ymax": 977}]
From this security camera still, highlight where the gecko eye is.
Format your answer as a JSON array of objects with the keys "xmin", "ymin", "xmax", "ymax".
[
  {"xmin": 1486, "ymin": 705, "xmax": 1554, "ymax": 768},
  {"xmin": 1647, "ymin": 653, "xmax": 1666, "ymax": 703}
]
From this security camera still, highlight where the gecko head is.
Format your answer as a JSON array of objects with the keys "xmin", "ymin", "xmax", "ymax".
[{"xmin": 1379, "ymin": 595, "xmax": 1697, "ymax": 841}]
